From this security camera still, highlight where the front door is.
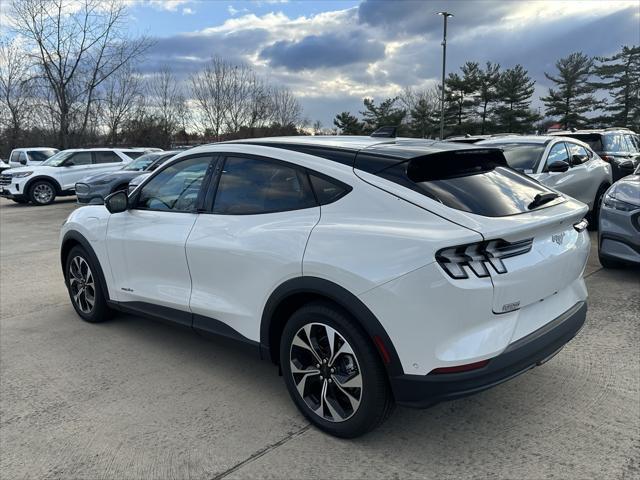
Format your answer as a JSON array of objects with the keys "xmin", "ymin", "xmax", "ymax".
[{"xmin": 106, "ymin": 155, "xmax": 214, "ymax": 324}]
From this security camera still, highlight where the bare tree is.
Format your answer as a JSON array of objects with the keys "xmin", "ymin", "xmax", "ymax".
[
  {"xmin": 0, "ymin": 38, "xmax": 34, "ymax": 151},
  {"xmin": 100, "ymin": 65, "xmax": 142, "ymax": 144},
  {"xmin": 11, "ymin": 0, "xmax": 150, "ymax": 147},
  {"xmin": 190, "ymin": 57, "xmax": 230, "ymax": 141},
  {"xmin": 269, "ymin": 86, "xmax": 302, "ymax": 128},
  {"xmin": 148, "ymin": 66, "xmax": 186, "ymax": 148}
]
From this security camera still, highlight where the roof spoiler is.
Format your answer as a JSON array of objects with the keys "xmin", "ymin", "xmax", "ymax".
[{"xmin": 371, "ymin": 126, "xmax": 397, "ymax": 138}]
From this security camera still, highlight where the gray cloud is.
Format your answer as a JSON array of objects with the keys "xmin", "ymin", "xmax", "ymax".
[{"xmin": 259, "ymin": 31, "xmax": 386, "ymax": 71}]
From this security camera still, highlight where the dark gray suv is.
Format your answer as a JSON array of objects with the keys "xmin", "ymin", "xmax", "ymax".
[{"xmin": 550, "ymin": 129, "xmax": 639, "ymax": 182}]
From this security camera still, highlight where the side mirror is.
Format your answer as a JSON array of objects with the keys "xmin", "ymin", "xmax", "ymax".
[
  {"xmin": 19, "ymin": 159, "xmax": 27, "ymax": 165},
  {"xmin": 571, "ymin": 154, "xmax": 587, "ymax": 166},
  {"xmin": 104, "ymin": 190, "xmax": 129, "ymax": 213},
  {"xmin": 547, "ymin": 160, "xmax": 570, "ymax": 173}
]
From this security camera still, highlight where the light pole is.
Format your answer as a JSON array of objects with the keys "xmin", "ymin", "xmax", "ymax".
[{"xmin": 437, "ymin": 11, "xmax": 453, "ymax": 140}]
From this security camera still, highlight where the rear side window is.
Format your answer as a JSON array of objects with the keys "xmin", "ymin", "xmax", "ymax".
[
  {"xmin": 624, "ymin": 134, "xmax": 639, "ymax": 152},
  {"xmin": 28, "ymin": 150, "xmax": 56, "ymax": 162},
  {"xmin": 545, "ymin": 143, "xmax": 570, "ymax": 169},
  {"xmin": 567, "ymin": 143, "xmax": 590, "ymax": 163},
  {"xmin": 309, "ymin": 174, "xmax": 351, "ymax": 205},
  {"xmin": 492, "ymin": 143, "xmax": 545, "ymax": 172},
  {"xmin": 565, "ymin": 134, "xmax": 603, "ymax": 151},
  {"xmin": 94, "ymin": 151, "xmax": 122, "ymax": 164},
  {"xmin": 213, "ymin": 156, "xmax": 316, "ymax": 215}
]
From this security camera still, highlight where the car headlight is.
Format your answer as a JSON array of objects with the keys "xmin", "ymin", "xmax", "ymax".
[
  {"xmin": 12, "ymin": 171, "xmax": 33, "ymax": 178},
  {"xmin": 603, "ymin": 192, "xmax": 639, "ymax": 212}
]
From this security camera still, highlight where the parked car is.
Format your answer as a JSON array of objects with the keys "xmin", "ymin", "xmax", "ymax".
[
  {"xmin": 549, "ymin": 128, "xmax": 639, "ymax": 181},
  {"xmin": 0, "ymin": 158, "xmax": 10, "ymax": 173},
  {"xmin": 0, "ymin": 148, "xmax": 142, "ymax": 205},
  {"xmin": 445, "ymin": 133, "xmax": 521, "ymax": 144},
  {"xmin": 60, "ymin": 135, "xmax": 590, "ymax": 438},
  {"xmin": 8, "ymin": 147, "xmax": 59, "ymax": 168},
  {"xmin": 477, "ymin": 135, "xmax": 612, "ymax": 228},
  {"xmin": 76, "ymin": 151, "xmax": 178, "ymax": 204},
  {"xmin": 598, "ymin": 163, "xmax": 640, "ymax": 268}
]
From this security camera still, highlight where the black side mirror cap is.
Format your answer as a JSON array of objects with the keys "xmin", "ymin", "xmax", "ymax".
[
  {"xmin": 104, "ymin": 190, "xmax": 129, "ymax": 213},
  {"xmin": 571, "ymin": 154, "xmax": 587, "ymax": 166},
  {"xmin": 547, "ymin": 160, "xmax": 570, "ymax": 173},
  {"xmin": 619, "ymin": 160, "xmax": 635, "ymax": 170}
]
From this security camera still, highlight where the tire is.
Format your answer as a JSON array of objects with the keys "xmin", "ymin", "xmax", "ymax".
[
  {"xmin": 28, "ymin": 180, "xmax": 57, "ymax": 205},
  {"xmin": 280, "ymin": 301, "xmax": 394, "ymax": 438},
  {"xmin": 64, "ymin": 246, "xmax": 112, "ymax": 323},
  {"xmin": 598, "ymin": 252, "xmax": 624, "ymax": 269},
  {"xmin": 588, "ymin": 184, "xmax": 609, "ymax": 231}
]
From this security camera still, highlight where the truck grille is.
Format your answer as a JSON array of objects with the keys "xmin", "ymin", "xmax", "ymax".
[{"xmin": 0, "ymin": 174, "xmax": 11, "ymax": 186}]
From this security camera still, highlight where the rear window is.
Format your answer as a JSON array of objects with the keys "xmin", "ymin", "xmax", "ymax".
[
  {"xmin": 603, "ymin": 134, "xmax": 630, "ymax": 152},
  {"xmin": 371, "ymin": 149, "xmax": 563, "ymax": 217},
  {"xmin": 563, "ymin": 134, "xmax": 603, "ymax": 152},
  {"xmin": 28, "ymin": 150, "xmax": 57, "ymax": 162},
  {"xmin": 487, "ymin": 143, "xmax": 545, "ymax": 172}
]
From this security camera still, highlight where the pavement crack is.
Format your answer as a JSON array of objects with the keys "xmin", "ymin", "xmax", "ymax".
[{"xmin": 210, "ymin": 424, "xmax": 311, "ymax": 480}]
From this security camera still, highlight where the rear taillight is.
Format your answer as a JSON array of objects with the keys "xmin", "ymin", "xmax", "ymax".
[
  {"xmin": 600, "ymin": 155, "xmax": 614, "ymax": 162},
  {"xmin": 429, "ymin": 359, "xmax": 490, "ymax": 375},
  {"xmin": 436, "ymin": 238, "xmax": 533, "ymax": 279}
]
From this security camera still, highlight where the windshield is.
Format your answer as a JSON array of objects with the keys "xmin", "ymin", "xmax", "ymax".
[
  {"xmin": 480, "ymin": 143, "xmax": 546, "ymax": 172},
  {"xmin": 122, "ymin": 153, "xmax": 161, "ymax": 171},
  {"xmin": 41, "ymin": 150, "xmax": 75, "ymax": 167}
]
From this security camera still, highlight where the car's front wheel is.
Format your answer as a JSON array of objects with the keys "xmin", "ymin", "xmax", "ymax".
[
  {"xmin": 280, "ymin": 302, "xmax": 394, "ymax": 438},
  {"xmin": 65, "ymin": 246, "xmax": 112, "ymax": 322},
  {"xmin": 28, "ymin": 180, "xmax": 56, "ymax": 205}
]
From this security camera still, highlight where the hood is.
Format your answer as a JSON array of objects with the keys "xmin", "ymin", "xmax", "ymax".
[
  {"xmin": 82, "ymin": 170, "xmax": 138, "ymax": 183},
  {"xmin": 4, "ymin": 165, "xmax": 57, "ymax": 175},
  {"xmin": 609, "ymin": 174, "xmax": 640, "ymax": 206}
]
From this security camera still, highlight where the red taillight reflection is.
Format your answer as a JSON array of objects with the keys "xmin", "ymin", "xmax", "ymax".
[{"xmin": 429, "ymin": 359, "xmax": 490, "ymax": 375}]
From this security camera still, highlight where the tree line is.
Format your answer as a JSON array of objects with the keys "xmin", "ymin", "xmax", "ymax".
[
  {"xmin": 334, "ymin": 46, "xmax": 639, "ymax": 138},
  {"xmin": 0, "ymin": 0, "xmax": 306, "ymax": 155}
]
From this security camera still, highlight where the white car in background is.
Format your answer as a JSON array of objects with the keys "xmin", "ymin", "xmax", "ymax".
[
  {"xmin": 8, "ymin": 147, "xmax": 59, "ymax": 168},
  {"xmin": 61, "ymin": 136, "xmax": 590, "ymax": 437},
  {"xmin": 1, "ymin": 148, "xmax": 145, "ymax": 205},
  {"xmin": 0, "ymin": 158, "xmax": 10, "ymax": 173}
]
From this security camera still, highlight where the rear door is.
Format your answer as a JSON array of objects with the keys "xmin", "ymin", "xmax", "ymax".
[{"xmin": 186, "ymin": 154, "xmax": 320, "ymax": 341}]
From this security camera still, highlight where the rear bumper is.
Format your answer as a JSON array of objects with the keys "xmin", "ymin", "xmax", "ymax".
[{"xmin": 390, "ymin": 301, "xmax": 587, "ymax": 408}]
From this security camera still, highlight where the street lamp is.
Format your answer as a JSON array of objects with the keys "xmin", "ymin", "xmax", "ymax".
[{"xmin": 436, "ymin": 11, "xmax": 453, "ymax": 140}]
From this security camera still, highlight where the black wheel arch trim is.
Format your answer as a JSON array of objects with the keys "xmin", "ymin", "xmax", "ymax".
[
  {"xmin": 60, "ymin": 231, "xmax": 111, "ymax": 303},
  {"xmin": 25, "ymin": 176, "xmax": 63, "ymax": 195},
  {"xmin": 260, "ymin": 276, "xmax": 404, "ymax": 376}
]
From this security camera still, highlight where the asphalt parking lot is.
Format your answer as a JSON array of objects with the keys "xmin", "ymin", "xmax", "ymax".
[{"xmin": 0, "ymin": 197, "xmax": 638, "ymax": 480}]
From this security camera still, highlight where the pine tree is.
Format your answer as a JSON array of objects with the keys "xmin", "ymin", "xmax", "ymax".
[
  {"xmin": 444, "ymin": 62, "xmax": 480, "ymax": 133},
  {"xmin": 592, "ymin": 45, "xmax": 640, "ymax": 130},
  {"xmin": 409, "ymin": 98, "xmax": 438, "ymax": 138},
  {"xmin": 476, "ymin": 62, "xmax": 500, "ymax": 134},
  {"xmin": 542, "ymin": 52, "xmax": 598, "ymax": 129},
  {"xmin": 360, "ymin": 97, "xmax": 406, "ymax": 133},
  {"xmin": 333, "ymin": 111, "xmax": 364, "ymax": 135},
  {"xmin": 493, "ymin": 65, "xmax": 538, "ymax": 133}
]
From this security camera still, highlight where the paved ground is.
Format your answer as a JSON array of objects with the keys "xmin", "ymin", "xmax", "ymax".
[{"xmin": 0, "ymin": 197, "xmax": 638, "ymax": 480}]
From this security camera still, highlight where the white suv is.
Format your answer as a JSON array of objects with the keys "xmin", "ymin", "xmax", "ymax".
[
  {"xmin": 60, "ymin": 136, "xmax": 590, "ymax": 437},
  {"xmin": 1, "ymin": 148, "xmax": 145, "ymax": 205},
  {"xmin": 8, "ymin": 147, "xmax": 59, "ymax": 168}
]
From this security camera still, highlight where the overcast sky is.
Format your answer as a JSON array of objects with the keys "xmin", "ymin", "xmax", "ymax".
[{"xmin": 4, "ymin": 0, "xmax": 640, "ymax": 126}]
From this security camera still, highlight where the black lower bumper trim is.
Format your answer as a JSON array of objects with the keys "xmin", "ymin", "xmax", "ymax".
[{"xmin": 390, "ymin": 301, "xmax": 587, "ymax": 408}]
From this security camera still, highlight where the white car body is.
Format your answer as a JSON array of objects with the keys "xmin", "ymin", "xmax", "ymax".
[
  {"xmin": 8, "ymin": 147, "xmax": 59, "ymax": 168},
  {"xmin": 60, "ymin": 136, "xmax": 590, "ymax": 436},
  {"xmin": 1, "ymin": 148, "xmax": 144, "ymax": 204}
]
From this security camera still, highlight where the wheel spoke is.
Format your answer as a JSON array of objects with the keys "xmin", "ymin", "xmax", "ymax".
[
  {"xmin": 332, "ymin": 378, "xmax": 361, "ymax": 411},
  {"xmin": 314, "ymin": 380, "xmax": 327, "ymax": 417},
  {"xmin": 329, "ymin": 339, "xmax": 355, "ymax": 366},
  {"xmin": 324, "ymin": 385, "xmax": 345, "ymax": 421}
]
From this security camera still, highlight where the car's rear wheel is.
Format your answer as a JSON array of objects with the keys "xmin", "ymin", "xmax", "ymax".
[
  {"xmin": 28, "ymin": 180, "xmax": 56, "ymax": 205},
  {"xmin": 280, "ymin": 301, "xmax": 394, "ymax": 438},
  {"xmin": 65, "ymin": 246, "xmax": 111, "ymax": 323}
]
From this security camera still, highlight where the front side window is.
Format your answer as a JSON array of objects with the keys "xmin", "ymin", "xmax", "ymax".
[
  {"xmin": 67, "ymin": 152, "xmax": 92, "ymax": 166},
  {"xmin": 603, "ymin": 134, "xmax": 628, "ymax": 152},
  {"xmin": 213, "ymin": 156, "xmax": 316, "ymax": 215},
  {"xmin": 624, "ymin": 134, "xmax": 639, "ymax": 153},
  {"xmin": 135, "ymin": 156, "xmax": 211, "ymax": 212},
  {"xmin": 94, "ymin": 151, "xmax": 122, "ymax": 164},
  {"xmin": 19, "ymin": 152, "xmax": 27, "ymax": 162},
  {"xmin": 545, "ymin": 143, "xmax": 570, "ymax": 169},
  {"xmin": 10, "ymin": 151, "xmax": 21, "ymax": 162}
]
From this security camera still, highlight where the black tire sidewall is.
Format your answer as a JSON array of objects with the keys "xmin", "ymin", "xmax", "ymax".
[
  {"xmin": 29, "ymin": 180, "xmax": 56, "ymax": 205},
  {"xmin": 280, "ymin": 302, "xmax": 393, "ymax": 438},
  {"xmin": 65, "ymin": 246, "xmax": 110, "ymax": 322}
]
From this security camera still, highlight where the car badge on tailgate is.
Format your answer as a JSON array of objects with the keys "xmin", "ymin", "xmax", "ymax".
[{"xmin": 552, "ymin": 232, "xmax": 565, "ymax": 245}]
